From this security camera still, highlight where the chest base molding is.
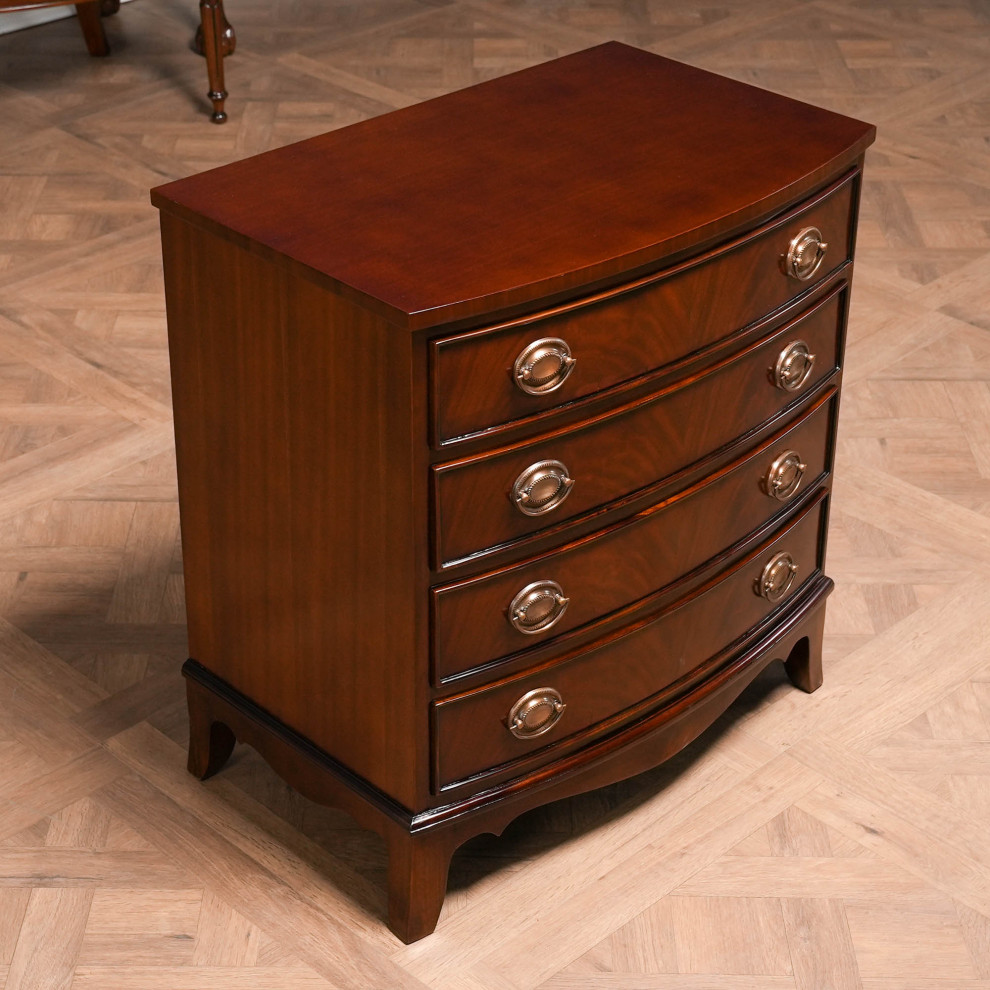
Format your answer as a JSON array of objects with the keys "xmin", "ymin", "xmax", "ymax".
[{"xmin": 184, "ymin": 575, "xmax": 829, "ymax": 944}]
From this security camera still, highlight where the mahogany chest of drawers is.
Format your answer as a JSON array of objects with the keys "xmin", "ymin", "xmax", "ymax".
[{"xmin": 152, "ymin": 43, "xmax": 875, "ymax": 942}]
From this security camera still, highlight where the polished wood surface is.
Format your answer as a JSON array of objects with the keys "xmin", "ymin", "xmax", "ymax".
[
  {"xmin": 196, "ymin": 0, "xmax": 233, "ymax": 123},
  {"xmin": 0, "ymin": 0, "xmax": 111, "ymax": 55},
  {"xmin": 160, "ymin": 211, "xmax": 428, "ymax": 809},
  {"xmin": 151, "ymin": 43, "xmax": 873, "ymax": 329},
  {"xmin": 0, "ymin": 0, "xmax": 233, "ymax": 120},
  {"xmin": 433, "ymin": 497, "xmax": 827, "ymax": 789},
  {"xmin": 433, "ymin": 394, "xmax": 836, "ymax": 681},
  {"xmin": 4, "ymin": 0, "xmax": 989, "ymax": 980},
  {"xmin": 434, "ymin": 284, "xmax": 845, "ymax": 566},
  {"xmin": 156, "ymin": 42, "xmax": 872, "ymax": 941}
]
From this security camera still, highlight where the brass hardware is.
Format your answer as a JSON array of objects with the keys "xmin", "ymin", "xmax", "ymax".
[
  {"xmin": 785, "ymin": 226, "xmax": 828, "ymax": 281},
  {"xmin": 756, "ymin": 551, "xmax": 798, "ymax": 603},
  {"xmin": 772, "ymin": 339, "xmax": 816, "ymax": 392},
  {"xmin": 508, "ymin": 580, "xmax": 570, "ymax": 635},
  {"xmin": 510, "ymin": 459, "xmax": 575, "ymax": 516},
  {"xmin": 513, "ymin": 337, "xmax": 576, "ymax": 395},
  {"xmin": 763, "ymin": 449, "xmax": 807, "ymax": 501},
  {"xmin": 507, "ymin": 687, "xmax": 566, "ymax": 739}
]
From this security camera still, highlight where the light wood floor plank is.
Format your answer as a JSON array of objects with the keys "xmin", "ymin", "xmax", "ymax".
[
  {"xmin": 5, "ymin": 888, "xmax": 92, "ymax": 990},
  {"xmin": 1, "ymin": 0, "xmax": 988, "ymax": 984}
]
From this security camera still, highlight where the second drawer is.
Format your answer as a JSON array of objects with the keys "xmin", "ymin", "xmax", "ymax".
[
  {"xmin": 432, "ymin": 391, "xmax": 836, "ymax": 682},
  {"xmin": 433, "ymin": 282, "xmax": 845, "ymax": 566}
]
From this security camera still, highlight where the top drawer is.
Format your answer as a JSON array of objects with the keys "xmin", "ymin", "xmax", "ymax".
[{"xmin": 431, "ymin": 170, "xmax": 857, "ymax": 445}]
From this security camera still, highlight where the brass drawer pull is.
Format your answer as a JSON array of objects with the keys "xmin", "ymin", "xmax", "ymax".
[
  {"xmin": 756, "ymin": 551, "xmax": 798, "ymax": 602},
  {"xmin": 507, "ymin": 687, "xmax": 566, "ymax": 739},
  {"xmin": 510, "ymin": 459, "xmax": 574, "ymax": 516},
  {"xmin": 513, "ymin": 337, "xmax": 576, "ymax": 395},
  {"xmin": 508, "ymin": 580, "xmax": 570, "ymax": 635},
  {"xmin": 772, "ymin": 339, "xmax": 816, "ymax": 392},
  {"xmin": 785, "ymin": 226, "xmax": 828, "ymax": 281},
  {"xmin": 763, "ymin": 449, "xmax": 807, "ymax": 501}
]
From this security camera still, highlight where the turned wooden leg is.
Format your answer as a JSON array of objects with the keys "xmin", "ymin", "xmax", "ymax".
[
  {"xmin": 186, "ymin": 675, "xmax": 236, "ymax": 779},
  {"xmin": 75, "ymin": 1, "xmax": 109, "ymax": 56},
  {"xmin": 783, "ymin": 606, "xmax": 825, "ymax": 694},
  {"xmin": 197, "ymin": 0, "xmax": 232, "ymax": 123},
  {"xmin": 193, "ymin": 8, "xmax": 236, "ymax": 57},
  {"xmin": 386, "ymin": 828, "xmax": 454, "ymax": 944}
]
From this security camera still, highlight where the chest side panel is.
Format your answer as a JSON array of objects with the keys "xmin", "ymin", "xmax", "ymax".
[{"xmin": 161, "ymin": 212, "xmax": 429, "ymax": 809}]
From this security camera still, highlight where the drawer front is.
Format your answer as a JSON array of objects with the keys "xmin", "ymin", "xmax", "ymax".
[
  {"xmin": 433, "ymin": 284, "xmax": 844, "ymax": 567},
  {"xmin": 433, "ymin": 392, "xmax": 835, "ymax": 681},
  {"xmin": 433, "ymin": 495, "xmax": 826, "ymax": 790},
  {"xmin": 432, "ymin": 170, "xmax": 856, "ymax": 444}
]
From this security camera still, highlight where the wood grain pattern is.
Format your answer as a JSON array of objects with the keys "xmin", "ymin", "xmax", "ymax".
[
  {"xmin": 433, "ymin": 498, "xmax": 827, "ymax": 789},
  {"xmin": 160, "ymin": 213, "xmax": 429, "ymax": 810},
  {"xmin": 434, "ymin": 285, "xmax": 845, "ymax": 565},
  {"xmin": 150, "ymin": 43, "xmax": 873, "ymax": 329},
  {"xmin": 1, "ymin": 0, "xmax": 989, "ymax": 982},
  {"xmin": 431, "ymin": 173, "xmax": 856, "ymax": 444},
  {"xmin": 433, "ymin": 392, "xmax": 836, "ymax": 681}
]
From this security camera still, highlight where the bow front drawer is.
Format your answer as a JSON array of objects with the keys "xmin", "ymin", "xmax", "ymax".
[
  {"xmin": 433, "ymin": 392, "xmax": 835, "ymax": 682},
  {"xmin": 432, "ymin": 284, "xmax": 845, "ymax": 567},
  {"xmin": 431, "ymin": 170, "xmax": 856, "ymax": 445},
  {"xmin": 432, "ymin": 494, "xmax": 827, "ymax": 791}
]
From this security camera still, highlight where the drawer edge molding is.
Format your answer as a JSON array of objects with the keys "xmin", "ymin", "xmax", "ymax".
[
  {"xmin": 434, "ymin": 368, "xmax": 841, "ymax": 573},
  {"xmin": 432, "ymin": 264, "xmax": 851, "ymax": 452},
  {"xmin": 431, "ymin": 389, "xmax": 839, "ymax": 684},
  {"xmin": 432, "ymin": 282, "xmax": 847, "ymax": 569},
  {"xmin": 426, "ymin": 572, "xmax": 834, "ymax": 811}
]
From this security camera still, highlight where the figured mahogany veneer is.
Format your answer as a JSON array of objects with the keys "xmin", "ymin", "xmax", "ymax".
[
  {"xmin": 153, "ymin": 43, "xmax": 875, "ymax": 943},
  {"xmin": 433, "ymin": 282, "xmax": 846, "ymax": 566},
  {"xmin": 434, "ymin": 494, "xmax": 827, "ymax": 790},
  {"xmin": 432, "ymin": 172, "xmax": 856, "ymax": 445},
  {"xmin": 433, "ymin": 393, "xmax": 837, "ymax": 682}
]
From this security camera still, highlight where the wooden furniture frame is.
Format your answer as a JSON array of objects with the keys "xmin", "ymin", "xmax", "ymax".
[
  {"xmin": 1, "ymin": 0, "xmax": 234, "ymax": 122},
  {"xmin": 153, "ymin": 44, "xmax": 875, "ymax": 942},
  {"xmin": 194, "ymin": 0, "xmax": 235, "ymax": 123},
  {"xmin": 0, "ymin": 0, "xmax": 118, "ymax": 56}
]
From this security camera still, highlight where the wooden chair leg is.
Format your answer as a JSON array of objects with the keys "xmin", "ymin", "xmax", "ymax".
[
  {"xmin": 75, "ymin": 1, "xmax": 109, "ymax": 57},
  {"xmin": 197, "ymin": 0, "xmax": 233, "ymax": 123}
]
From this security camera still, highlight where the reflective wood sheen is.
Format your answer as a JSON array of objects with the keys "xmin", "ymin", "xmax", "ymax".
[
  {"xmin": 433, "ymin": 285, "xmax": 846, "ymax": 567},
  {"xmin": 433, "ymin": 392, "xmax": 837, "ymax": 682},
  {"xmin": 151, "ymin": 42, "xmax": 874, "ymax": 329},
  {"xmin": 432, "ymin": 173, "xmax": 856, "ymax": 444},
  {"xmin": 154, "ymin": 43, "xmax": 874, "ymax": 943},
  {"xmin": 433, "ymin": 496, "xmax": 828, "ymax": 790}
]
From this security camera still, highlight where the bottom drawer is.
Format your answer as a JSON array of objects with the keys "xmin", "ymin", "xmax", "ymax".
[{"xmin": 432, "ymin": 492, "xmax": 827, "ymax": 791}]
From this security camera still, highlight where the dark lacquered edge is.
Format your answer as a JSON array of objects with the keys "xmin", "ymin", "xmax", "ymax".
[
  {"xmin": 430, "ymin": 491, "xmax": 829, "ymax": 792},
  {"xmin": 431, "ymin": 347, "xmax": 844, "ymax": 574}
]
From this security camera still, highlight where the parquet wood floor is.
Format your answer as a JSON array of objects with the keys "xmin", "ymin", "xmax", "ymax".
[{"xmin": 1, "ymin": 1, "xmax": 989, "ymax": 987}]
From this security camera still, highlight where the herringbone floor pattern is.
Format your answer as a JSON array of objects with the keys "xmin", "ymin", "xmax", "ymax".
[{"xmin": 1, "ymin": 1, "xmax": 989, "ymax": 987}]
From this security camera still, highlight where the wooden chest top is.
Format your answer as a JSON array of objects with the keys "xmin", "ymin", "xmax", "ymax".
[{"xmin": 150, "ymin": 42, "xmax": 874, "ymax": 329}]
